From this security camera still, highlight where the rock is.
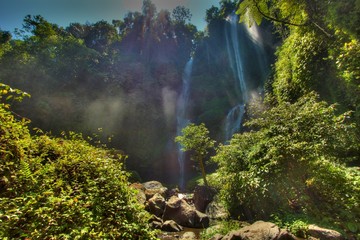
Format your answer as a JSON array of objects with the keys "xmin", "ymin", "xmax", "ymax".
[
  {"xmin": 206, "ymin": 197, "xmax": 229, "ymax": 221},
  {"xmin": 167, "ymin": 187, "xmax": 180, "ymax": 199},
  {"xmin": 148, "ymin": 214, "xmax": 163, "ymax": 230},
  {"xmin": 278, "ymin": 229, "xmax": 297, "ymax": 240},
  {"xmin": 163, "ymin": 195, "xmax": 209, "ymax": 228},
  {"xmin": 194, "ymin": 210, "xmax": 210, "ymax": 228},
  {"xmin": 149, "ymin": 220, "xmax": 163, "ymax": 230},
  {"xmin": 129, "ymin": 182, "xmax": 146, "ymax": 205},
  {"xmin": 162, "ymin": 220, "xmax": 183, "ymax": 232},
  {"xmin": 307, "ymin": 224, "xmax": 344, "ymax": 240},
  {"xmin": 193, "ymin": 185, "xmax": 217, "ymax": 212},
  {"xmin": 146, "ymin": 193, "xmax": 166, "ymax": 217},
  {"xmin": 222, "ymin": 221, "xmax": 294, "ymax": 240},
  {"xmin": 180, "ymin": 231, "xmax": 197, "ymax": 239},
  {"xmin": 130, "ymin": 182, "xmax": 146, "ymax": 191},
  {"xmin": 143, "ymin": 180, "xmax": 164, "ymax": 189},
  {"xmin": 143, "ymin": 180, "xmax": 168, "ymax": 200}
]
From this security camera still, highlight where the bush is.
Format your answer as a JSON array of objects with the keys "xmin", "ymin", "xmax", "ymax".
[{"xmin": 0, "ymin": 83, "xmax": 158, "ymax": 239}]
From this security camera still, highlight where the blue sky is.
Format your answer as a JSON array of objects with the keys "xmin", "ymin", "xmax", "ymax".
[{"xmin": 0, "ymin": 0, "xmax": 220, "ymax": 33}]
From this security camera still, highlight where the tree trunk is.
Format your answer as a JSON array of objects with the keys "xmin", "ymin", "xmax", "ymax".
[{"xmin": 198, "ymin": 157, "xmax": 208, "ymax": 186}]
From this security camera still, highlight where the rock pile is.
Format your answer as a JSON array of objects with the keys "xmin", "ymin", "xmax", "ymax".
[{"xmin": 131, "ymin": 181, "xmax": 216, "ymax": 231}]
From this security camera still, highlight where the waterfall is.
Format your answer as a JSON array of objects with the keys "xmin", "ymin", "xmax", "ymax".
[
  {"xmin": 224, "ymin": 13, "xmax": 247, "ymax": 141},
  {"xmin": 224, "ymin": 13, "xmax": 268, "ymax": 141},
  {"xmin": 226, "ymin": 13, "xmax": 248, "ymax": 102},
  {"xmin": 176, "ymin": 58, "xmax": 193, "ymax": 189},
  {"xmin": 225, "ymin": 104, "xmax": 245, "ymax": 141}
]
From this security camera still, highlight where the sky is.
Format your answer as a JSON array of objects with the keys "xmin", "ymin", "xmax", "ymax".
[{"xmin": 0, "ymin": 0, "xmax": 220, "ymax": 34}]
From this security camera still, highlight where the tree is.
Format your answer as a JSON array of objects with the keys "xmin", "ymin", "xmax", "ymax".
[
  {"xmin": 0, "ymin": 29, "xmax": 11, "ymax": 44},
  {"xmin": 172, "ymin": 6, "xmax": 192, "ymax": 24},
  {"xmin": 175, "ymin": 123, "xmax": 215, "ymax": 186},
  {"xmin": 22, "ymin": 15, "xmax": 62, "ymax": 39}
]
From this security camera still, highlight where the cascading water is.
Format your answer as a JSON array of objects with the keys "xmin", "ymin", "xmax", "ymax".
[
  {"xmin": 225, "ymin": 104, "xmax": 245, "ymax": 141},
  {"xmin": 224, "ymin": 13, "xmax": 247, "ymax": 141},
  {"xmin": 176, "ymin": 58, "xmax": 193, "ymax": 189},
  {"xmin": 224, "ymin": 13, "xmax": 268, "ymax": 141}
]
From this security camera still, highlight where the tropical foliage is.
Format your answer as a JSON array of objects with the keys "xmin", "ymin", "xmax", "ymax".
[
  {"xmin": 0, "ymin": 84, "xmax": 157, "ymax": 239},
  {"xmin": 212, "ymin": 93, "xmax": 359, "ymax": 234}
]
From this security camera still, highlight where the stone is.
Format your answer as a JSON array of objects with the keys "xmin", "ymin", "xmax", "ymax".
[
  {"xmin": 146, "ymin": 193, "xmax": 166, "ymax": 217},
  {"xmin": 307, "ymin": 224, "xmax": 344, "ymax": 240},
  {"xmin": 163, "ymin": 195, "xmax": 209, "ymax": 228},
  {"xmin": 193, "ymin": 185, "xmax": 217, "ymax": 212},
  {"xmin": 206, "ymin": 197, "xmax": 230, "ymax": 221},
  {"xmin": 222, "ymin": 221, "xmax": 293, "ymax": 240},
  {"xmin": 143, "ymin": 180, "xmax": 168, "ymax": 200},
  {"xmin": 180, "ymin": 231, "xmax": 197, "ymax": 239},
  {"xmin": 162, "ymin": 220, "xmax": 183, "ymax": 232},
  {"xmin": 143, "ymin": 180, "xmax": 165, "ymax": 190}
]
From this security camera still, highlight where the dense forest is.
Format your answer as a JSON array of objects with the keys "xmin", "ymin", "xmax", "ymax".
[{"xmin": 1, "ymin": 0, "xmax": 359, "ymax": 239}]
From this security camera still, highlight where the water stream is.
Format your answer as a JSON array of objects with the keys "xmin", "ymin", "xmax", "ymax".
[
  {"xmin": 224, "ymin": 13, "xmax": 268, "ymax": 141},
  {"xmin": 176, "ymin": 58, "xmax": 193, "ymax": 189}
]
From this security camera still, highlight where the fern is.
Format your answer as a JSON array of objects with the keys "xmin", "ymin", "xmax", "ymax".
[{"xmin": 19, "ymin": 160, "xmax": 32, "ymax": 181}]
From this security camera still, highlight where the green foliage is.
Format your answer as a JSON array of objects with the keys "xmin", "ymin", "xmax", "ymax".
[
  {"xmin": 200, "ymin": 220, "xmax": 246, "ymax": 239},
  {"xmin": 246, "ymin": 0, "xmax": 360, "ymax": 125},
  {"xmin": 327, "ymin": 0, "xmax": 360, "ymax": 38},
  {"xmin": 0, "ymin": 87, "xmax": 157, "ymax": 239},
  {"xmin": 175, "ymin": 123, "xmax": 215, "ymax": 186},
  {"xmin": 212, "ymin": 93, "xmax": 360, "ymax": 234},
  {"xmin": 0, "ymin": 83, "xmax": 31, "ymax": 107},
  {"xmin": 237, "ymin": 0, "xmax": 269, "ymax": 26},
  {"xmin": 272, "ymin": 29, "xmax": 328, "ymax": 103},
  {"xmin": 237, "ymin": 0, "xmax": 308, "ymax": 30},
  {"xmin": 172, "ymin": 6, "xmax": 192, "ymax": 24},
  {"xmin": 271, "ymin": 214, "xmax": 309, "ymax": 238},
  {"xmin": 0, "ymin": 29, "xmax": 12, "ymax": 44}
]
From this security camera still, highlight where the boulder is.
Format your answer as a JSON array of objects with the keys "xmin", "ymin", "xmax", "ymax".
[
  {"xmin": 193, "ymin": 185, "xmax": 217, "ymax": 212},
  {"xmin": 222, "ymin": 221, "xmax": 295, "ymax": 240},
  {"xmin": 307, "ymin": 224, "xmax": 344, "ymax": 240},
  {"xmin": 143, "ymin": 180, "xmax": 164, "ymax": 189},
  {"xmin": 143, "ymin": 180, "xmax": 168, "ymax": 200},
  {"xmin": 163, "ymin": 195, "xmax": 209, "ymax": 228},
  {"xmin": 180, "ymin": 231, "xmax": 197, "ymax": 239},
  {"xmin": 162, "ymin": 220, "xmax": 183, "ymax": 232},
  {"xmin": 206, "ymin": 197, "xmax": 230, "ymax": 221},
  {"xmin": 146, "ymin": 193, "xmax": 166, "ymax": 217},
  {"xmin": 129, "ymin": 182, "xmax": 146, "ymax": 205}
]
